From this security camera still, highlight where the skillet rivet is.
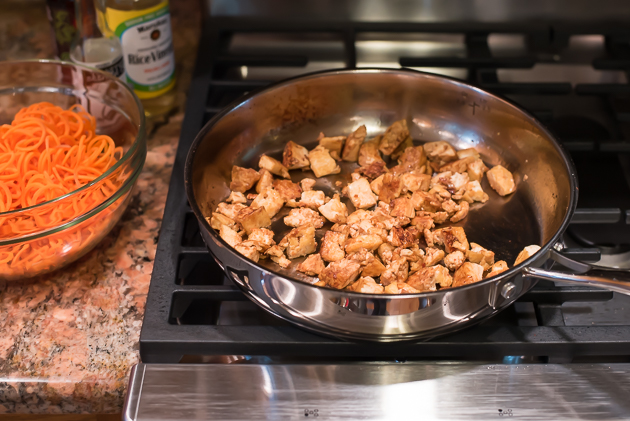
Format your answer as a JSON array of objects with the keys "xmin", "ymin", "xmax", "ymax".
[{"xmin": 501, "ymin": 282, "xmax": 517, "ymax": 299}]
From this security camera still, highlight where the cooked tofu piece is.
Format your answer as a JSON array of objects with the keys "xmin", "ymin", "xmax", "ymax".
[
  {"xmin": 308, "ymin": 145, "xmax": 341, "ymax": 178},
  {"xmin": 423, "ymin": 247, "xmax": 445, "ymax": 267},
  {"xmin": 439, "ymin": 156, "xmax": 476, "ymax": 174},
  {"xmin": 391, "ymin": 136, "xmax": 414, "ymax": 160},
  {"xmin": 345, "ymin": 234, "xmax": 383, "ymax": 253},
  {"xmin": 390, "ymin": 197, "xmax": 415, "ymax": 219},
  {"xmin": 377, "ymin": 243, "xmax": 395, "ymax": 265},
  {"xmin": 384, "ymin": 282, "xmax": 420, "ymax": 294},
  {"xmin": 379, "ymin": 120, "xmax": 409, "ymax": 156},
  {"xmin": 226, "ymin": 191, "xmax": 247, "ymax": 204},
  {"xmin": 452, "ymin": 262, "xmax": 484, "ymax": 287},
  {"xmin": 440, "ymin": 199, "xmax": 459, "ymax": 215},
  {"xmin": 430, "ymin": 171, "xmax": 453, "ymax": 189},
  {"xmin": 431, "ymin": 212, "xmax": 449, "ymax": 225},
  {"xmin": 320, "ymin": 258, "xmax": 362, "ymax": 289},
  {"xmin": 273, "ymin": 179, "xmax": 302, "ymax": 201},
  {"xmin": 296, "ymin": 253, "xmax": 326, "ymax": 276},
  {"xmin": 397, "ymin": 145, "xmax": 427, "ymax": 172},
  {"xmin": 461, "ymin": 180, "xmax": 489, "ymax": 203},
  {"xmin": 282, "ymin": 140, "xmax": 310, "ymax": 170},
  {"xmin": 486, "ymin": 260, "xmax": 509, "ymax": 278},
  {"xmin": 401, "ymin": 172, "xmax": 431, "ymax": 193},
  {"xmin": 486, "ymin": 165, "xmax": 516, "ymax": 196},
  {"xmin": 248, "ymin": 228, "xmax": 276, "ymax": 251},
  {"xmin": 230, "ymin": 166, "xmax": 261, "ymax": 193},
  {"xmin": 216, "ymin": 202, "xmax": 247, "ymax": 220},
  {"xmin": 388, "ymin": 226, "xmax": 421, "ymax": 248},
  {"xmin": 235, "ymin": 206, "xmax": 271, "ymax": 234},
  {"xmin": 209, "ymin": 212, "xmax": 237, "ymax": 231},
  {"xmin": 234, "ymin": 241, "xmax": 260, "ymax": 262},
  {"xmin": 362, "ymin": 258, "xmax": 387, "ymax": 277},
  {"xmin": 347, "ymin": 209, "xmax": 373, "ymax": 225},
  {"xmin": 247, "ymin": 193, "xmax": 258, "ymax": 200},
  {"xmin": 284, "ymin": 208, "xmax": 325, "ymax": 228},
  {"xmin": 358, "ymin": 135, "xmax": 385, "ymax": 167},
  {"xmin": 219, "ymin": 224, "xmax": 242, "ymax": 248},
  {"xmin": 514, "ymin": 245, "xmax": 541, "ymax": 265},
  {"xmin": 265, "ymin": 245, "xmax": 291, "ymax": 268},
  {"xmin": 370, "ymin": 174, "xmax": 385, "ymax": 195},
  {"xmin": 357, "ymin": 161, "xmax": 388, "ymax": 180},
  {"xmin": 300, "ymin": 178, "xmax": 317, "ymax": 192},
  {"xmin": 443, "ymin": 250, "xmax": 466, "ymax": 271},
  {"xmin": 407, "ymin": 265, "xmax": 452, "ymax": 291},
  {"xmin": 347, "ymin": 177, "xmax": 378, "ymax": 209},
  {"xmin": 346, "ymin": 248, "xmax": 376, "ymax": 266},
  {"xmin": 300, "ymin": 190, "xmax": 326, "ymax": 209},
  {"xmin": 411, "ymin": 214, "xmax": 434, "ymax": 231},
  {"xmin": 433, "ymin": 227, "xmax": 469, "ymax": 253},
  {"xmin": 450, "ymin": 201, "xmax": 469, "ymax": 223},
  {"xmin": 378, "ymin": 173, "xmax": 403, "ymax": 203},
  {"xmin": 347, "ymin": 276, "xmax": 384, "ymax": 294},
  {"xmin": 449, "ymin": 172, "xmax": 470, "ymax": 191},
  {"xmin": 423, "ymin": 141, "xmax": 457, "ymax": 167},
  {"xmin": 424, "ymin": 228, "xmax": 434, "ymax": 247},
  {"xmin": 380, "ymin": 258, "xmax": 410, "ymax": 285},
  {"xmin": 467, "ymin": 158, "xmax": 489, "ymax": 182},
  {"xmin": 318, "ymin": 132, "xmax": 346, "ymax": 160},
  {"xmin": 467, "ymin": 242, "xmax": 495, "ymax": 270},
  {"xmin": 250, "ymin": 187, "xmax": 285, "ymax": 218},
  {"xmin": 279, "ymin": 225, "xmax": 317, "ymax": 259},
  {"xmin": 318, "ymin": 194, "xmax": 348, "ymax": 224},
  {"xmin": 342, "ymin": 125, "xmax": 367, "ymax": 162},
  {"xmin": 457, "ymin": 148, "xmax": 480, "ymax": 160},
  {"xmin": 320, "ymin": 231, "xmax": 348, "ymax": 262},
  {"xmin": 259, "ymin": 154, "xmax": 290, "ymax": 179},
  {"xmin": 256, "ymin": 169, "xmax": 274, "ymax": 193},
  {"xmin": 410, "ymin": 191, "xmax": 442, "ymax": 212}
]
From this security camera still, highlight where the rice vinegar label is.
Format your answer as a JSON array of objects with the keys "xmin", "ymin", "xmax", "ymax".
[{"xmin": 106, "ymin": 2, "xmax": 175, "ymax": 99}]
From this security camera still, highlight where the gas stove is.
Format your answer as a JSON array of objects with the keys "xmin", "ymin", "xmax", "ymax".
[{"xmin": 126, "ymin": 1, "xmax": 630, "ymax": 419}]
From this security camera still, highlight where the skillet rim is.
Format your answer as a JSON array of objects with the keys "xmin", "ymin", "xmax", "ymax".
[{"xmin": 184, "ymin": 67, "xmax": 578, "ymax": 299}]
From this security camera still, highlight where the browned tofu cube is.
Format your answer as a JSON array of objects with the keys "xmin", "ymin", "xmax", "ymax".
[
  {"xmin": 461, "ymin": 180, "xmax": 489, "ymax": 203},
  {"xmin": 347, "ymin": 276, "xmax": 384, "ymax": 294},
  {"xmin": 486, "ymin": 165, "xmax": 516, "ymax": 196},
  {"xmin": 256, "ymin": 169, "xmax": 274, "ymax": 193},
  {"xmin": 433, "ymin": 226, "xmax": 469, "ymax": 253},
  {"xmin": 230, "ymin": 166, "xmax": 261, "ymax": 193},
  {"xmin": 320, "ymin": 230, "xmax": 348, "ymax": 262},
  {"xmin": 342, "ymin": 125, "xmax": 367, "ymax": 162},
  {"xmin": 439, "ymin": 156, "xmax": 476, "ymax": 174},
  {"xmin": 318, "ymin": 194, "xmax": 348, "ymax": 223},
  {"xmin": 456, "ymin": 148, "xmax": 480, "ymax": 160},
  {"xmin": 273, "ymin": 179, "xmax": 302, "ymax": 201},
  {"xmin": 279, "ymin": 225, "xmax": 318, "ymax": 259},
  {"xmin": 378, "ymin": 173, "xmax": 403, "ymax": 203},
  {"xmin": 391, "ymin": 136, "xmax": 414, "ymax": 160},
  {"xmin": 514, "ymin": 245, "xmax": 541, "ymax": 265},
  {"xmin": 380, "ymin": 258, "xmax": 410, "ymax": 285},
  {"xmin": 449, "ymin": 201, "xmax": 469, "ymax": 223},
  {"xmin": 401, "ymin": 172, "xmax": 431, "ymax": 193},
  {"xmin": 234, "ymin": 241, "xmax": 260, "ymax": 262},
  {"xmin": 296, "ymin": 253, "xmax": 326, "ymax": 276},
  {"xmin": 216, "ymin": 202, "xmax": 247, "ymax": 220},
  {"xmin": 443, "ymin": 250, "xmax": 466, "ymax": 271},
  {"xmin": 219, "ymin": 224, "xmax": 242, "ymax": 248},
  {"xmin": 407, "ymin": 265, "xmax": 452, "ymax": 291},
  {"xmin": 236, "ymin": 206, "xmax": 272, "ymax": 234},
  {"xmin": 467, "ymin": 158, "xmax": 489, "ymax": 182},
  {"xmin": 347, "ymin": 177, "xmax": 378, "ymax": 209},
  {"xmin": 423, "ymin": 141, "xmax": 457, "ymax": 167},
  {"xmin": 384, "ymin": 282, "xmax": 420, "ymax": 294},
  {"xmin": 410, "ymin": 191, "xmax": 441, "ymax": 212},
  {"xmin": 452, "ymin": 262, "xmax": 484, "ymax": 287},
  {"xmin": 379, "ymin": 120, "xmax": 409, "ymax": 156},
  {"xmin": 410, "ymin": 214, "xmax": 434, "ymax": 231},
  {"xmin": 320, "ymin": 259, "xmax": 362, "ymax": 289},
  {"xmin": 370, "ymin": 174, "xmax": 385, "ymax": 195},
  {"xmin": 300, "ymin": 178, "xmax": 317, "ymax": 191},
  {"xmin": 318, "ymin": 132, "xmax": 346, "ymax": 160},
  {"xmin": 357, "ymin": 161, "xmax": 388, "ymax": 180},
  {"xmin": 282, "ymin": 141, "xmax": 310, "ymax": 170},
  {"xmin": 388, "ymin": 226, "xmax": 421, "ymax": 248},
  {"xmin": 209, "ymin": 212, "xmax": 237, "ymax": 231},
  {"xmin": 390, "ymin": 197, "xmax": 415, "ymax": 218},
  {"xmin": 424, "ymin": 247, "xmax": 445, "ymax": 267},
  {"xmin": 300, "ymin": 190, "xmax": 326, "ymax": 209},
  {"xmin": 361, "ymin": 258, "xmax": 386, "ymax": 277},
  {"xmin": 284, "ymin": 208, "xmax": 325, "ymax": 228},
  {"xmin": 226, "ymin": 191, "xmax": 247, "ymax": 204},
  {"xmin": 265, "ymin": 245, "xmax": 291, "ymax": 268},
  {"xmin": 259, "ymin": 154, "xmax": 290, "ymax": 179},
  {"xmin": 467, "ymin": 242, "xmax": 495, "ymax": 270},
  {"xmin": 308, "ymin": 145, "xmax": 341, "ymax": 178},
  {"xmin": 358, "ymin": 136, "xmax": 385, "ymax": 167},
  {"xmin": 397, "ymin": 145, "xmax": 427, "ymax": 172},
  {"xmin": 250, "ymin": 187, "xmax": 285, "ymax": 218},
  {"xmin": 247, "ymin": 228, "xmax": 276, "ymax": 251},
  {"xmin": 486, "ymin": 260, "xmax": 509, "ymax": 278},
  {"xmin": 345, "ymin": 234, "xmax": 383, "ymax": 253}
]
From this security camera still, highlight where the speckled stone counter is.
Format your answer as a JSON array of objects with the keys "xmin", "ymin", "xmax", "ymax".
[{"xmin": 0, "ymin": 0, "xmax": 200, "ymax": 414}]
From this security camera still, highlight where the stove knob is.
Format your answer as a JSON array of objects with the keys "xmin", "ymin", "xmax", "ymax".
[{"xmin": 501, "ymin": 282, "xmax": 517, "ymax": 299}]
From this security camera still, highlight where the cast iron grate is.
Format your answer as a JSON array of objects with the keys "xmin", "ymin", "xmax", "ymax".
[{"xmin": 140, "ymin": 15, "xmax": 630, "ymax": 363}]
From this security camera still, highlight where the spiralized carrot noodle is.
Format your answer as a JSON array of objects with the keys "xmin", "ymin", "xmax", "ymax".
[{"xmin": 0, "ymin": 102, "xmax": 125, "ymax": 277}]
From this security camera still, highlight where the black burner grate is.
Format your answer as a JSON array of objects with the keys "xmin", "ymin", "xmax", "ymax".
[{"xmin": 140, "ymin": 14, "xmax": 630, "ymax": 363}]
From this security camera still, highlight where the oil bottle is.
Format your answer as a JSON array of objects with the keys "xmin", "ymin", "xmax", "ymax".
[{"xmin": 95, "ymin": 0, "xmax": 177, "ymax": 118}]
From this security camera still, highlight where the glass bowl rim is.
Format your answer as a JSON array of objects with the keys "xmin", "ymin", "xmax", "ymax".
[{"xmin": 0, "ymin": 59, "xmax": 146, "ymax": 218}]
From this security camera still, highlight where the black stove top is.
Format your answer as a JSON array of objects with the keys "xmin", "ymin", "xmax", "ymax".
[{"xmin": 140, "ymin": 9, "xmax": 630, "ymax": 364}]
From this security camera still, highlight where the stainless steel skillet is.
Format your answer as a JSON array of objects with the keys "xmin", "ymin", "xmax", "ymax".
[{"xmin": 185, "ymin": 68, "xmax": 630, "ymax": 341}]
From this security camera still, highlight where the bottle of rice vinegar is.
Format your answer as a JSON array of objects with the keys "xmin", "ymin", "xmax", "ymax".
[{"xmin": 95, "ymin": 0, "xmax": 177, "ymax": 118}]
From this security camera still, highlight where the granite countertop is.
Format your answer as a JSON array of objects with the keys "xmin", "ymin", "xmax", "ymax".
[{"xmin": 0, "ymin": 0, "xmax": 201, "ymax": 414}]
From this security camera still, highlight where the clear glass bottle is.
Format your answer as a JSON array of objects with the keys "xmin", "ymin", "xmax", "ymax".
[
  {"xmin": 95, "ymin": 0, "xmax": 177, "ymax": 119},
  {"xmin": 70, "ymin": 0, "xmax": 125, "ymax": 78}
]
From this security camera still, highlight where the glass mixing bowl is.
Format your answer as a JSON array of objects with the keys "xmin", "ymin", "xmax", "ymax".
[{"xmin": 0, "ymin": 60, "xmax": 146, "ymax": 280}]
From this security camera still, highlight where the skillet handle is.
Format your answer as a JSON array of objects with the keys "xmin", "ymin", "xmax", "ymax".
[{"xmin": 522, "ymin": 249, "xmax": 630, "ymax": 296}]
